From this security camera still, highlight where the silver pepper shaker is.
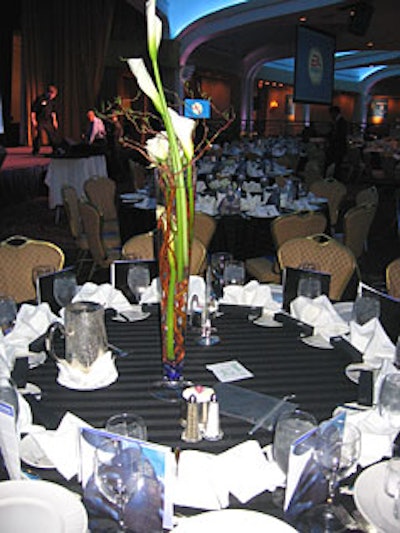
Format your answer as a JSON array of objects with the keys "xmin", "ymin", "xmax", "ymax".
[{"xmin": 181, "ymin": 394, "xmax": 202, "ymax": 443}]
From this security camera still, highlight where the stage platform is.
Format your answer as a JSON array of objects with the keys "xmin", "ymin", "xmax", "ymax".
[{"xmin": 0, "ymin": 146, "xmax": 51, "ymax": 205}]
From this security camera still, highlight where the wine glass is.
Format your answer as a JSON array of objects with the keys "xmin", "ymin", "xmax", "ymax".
[
  {"xmin": 223, "ymin": 259, "xmax": 245, "ymax": 286},
  {"xmin": 94, "ymin": 440, "xmax": 141, "ymax": 531},
  {"xmin": 297, "ymin": 274, "xmax": 322, "ymax": 299},
  {"xmin": 352, "ymin": 293, "xmax": 381, "ymax": 325},
  {"xmin": 53, "ymin": 271, "xmax": 78, "ymax": 308},
  {"xmin": 127, "ymin": 264, "xmax": 151, "ymax": 303},
  {"xmin": 210, "ymin": 251, "xmax": 233, "ymax": 298},
  {"xmin": 0, "ymin": 295, "xmax": 17, "ymax": 335},
  {"xmin": 310, "ymin": 423, "xmax": 361, "ymax": 532},
  {"xmin": 378, "ymin": 373, "xmax": 400, "ymax": 429}
]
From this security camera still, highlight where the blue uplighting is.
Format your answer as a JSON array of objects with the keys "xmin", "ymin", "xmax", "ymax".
[{"xmin": 160, "ymin": 0, "xmax": 246, "ymax": 38}]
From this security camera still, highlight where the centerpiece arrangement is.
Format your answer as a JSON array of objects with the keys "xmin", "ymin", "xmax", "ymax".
[{"xmin": 107, "ymin": 0, "xmax": 233, "ymax": 399}]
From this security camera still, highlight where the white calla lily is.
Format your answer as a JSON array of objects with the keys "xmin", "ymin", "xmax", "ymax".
[
  {"xmin": 146, "ymin": 132, "xmax": 170, "ymax": 164},
  {"xmin": 127, "ymin": 58, "xmax": 162, "ymax": 113},
  {"xmin": 146, "ymin": 0, "xmax": 162, "ymax": 60},
  {"xmin": 167, "ymin": 108, "xmax": 196, "ymax": 160}
]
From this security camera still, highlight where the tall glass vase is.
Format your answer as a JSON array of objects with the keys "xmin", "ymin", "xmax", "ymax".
[{"xmin": 150, "ymin": 201, "xmax": 193, "ymax": 402}]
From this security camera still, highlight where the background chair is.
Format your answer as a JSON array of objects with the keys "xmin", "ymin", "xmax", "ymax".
[
  {"xmin": 84, "ymin": 176, "xmax": 120, "ymax": 238},
  {"xmin": 277, "ymin": 233, "xmax": 358, "ymax": 301},
  {"xmin": 122, "ymin": 232, "xmax": 207, "ymax": 276},
  {"xmin": 355, "ymin": 185, "xmax": 379, "ymax": 207},
  {"xmin": 79, "ymin": 201, "xmax": 121, "ymax": 280},
  {"xmin": 386, "ymin": 258, "xmax": 400, "ymax": 299},
  {"xmin": 309, "ymin": 178, "xmax": 347, "ymax": 230},
  {"xmin": 336, "ymin": 203, "xmax": 377, "ymax": 260},
  {"xmin": 245, "ymin": 210, "xmax": 327, "ymax": 283},
  {"xmin": 62, "ymin": 185, "xmax": 91, "ymax": 277},
  {"xmin": 0, "ymin": 235, "xmax": 64, "ymax": 302},
  {"xmin": 193, "ymin": 212, "xmax": 217, "ymax": 251}
]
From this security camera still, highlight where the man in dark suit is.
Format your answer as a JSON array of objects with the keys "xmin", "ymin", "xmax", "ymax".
[
  {"xmin": 31, "ymin": 84, "xmax": 61, "ymax": 155},
  {"xmin": 325, "ymin": 105, "xmax": 348, "ymax": 181}
]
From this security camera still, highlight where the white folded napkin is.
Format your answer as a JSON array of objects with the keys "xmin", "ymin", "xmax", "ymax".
[
  {"xmin": 140, "ymin": 277, "xmax": 161, "ymax": 304},
  {"xmin": 220, "ymin": 281, "xmax": 281, "ymax": 312},
  {"xmin": 1, "ymin": 303, "xmax": 59, "ymax": 368},
  {"xmin": 28, "ymin": 412, "xmax": 92, "ymax": 479},
  {"xmin": 188, "ymin": 276, "xmax": 206, "ymax": 308},
  {"xmin": 196, "ymin": 181, "xmax": 207, "ymax": 193},
  {"xmin": 349, "ymin": 318, "xmax": 395, "ymax": 366},
  {"xmin": 242, "ymin": 181, "xmax": 262, "ymax": 193},
  {"xmin": 195, "ymin": 196, "xmax": 218, "ymax": 216},
  {"xmin": 290, "ymin": 295, "xmax": 349, "ymax": 340},
  {"xmin": 240, "ymin": 194, "xmax": 261, "ymax": 213},
  {"xmin": 56, "ymin": 351, "xmax": 118, "ymax": 390},
  {"xmin": 140, "ymin": 276, "xmax": 207, "ymax": 307},
  {"xmin": 72, "ymin": 282, "xmax": 131, "ymax": 312}
]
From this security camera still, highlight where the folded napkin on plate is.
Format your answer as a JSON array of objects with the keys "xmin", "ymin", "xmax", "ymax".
[
  {"xmin": 195, "ymin": 196, "xmax": 217, "ymax": 216},
  {"xmin": 290, "ymin": 295, "xmax": 349, "ymax": 340},
  {"xmin": 72, "ymin": 282, "xmax": 131, "ymax": 312},
  {"xmin": 349, "ymin": 318, "xmax": 395, "ymax": 366},
  {"xmin": 220, "ymin": 281, "xmax": 281, "ymax": 312},
  {"xmin": 56, "ymin": 350, "xmax": 118, "ymax": 390},
  {"xmin": 172, "ymin": 440, "xmax": 285, "ymax": 511},
  {"xmin": 0, "ymin": 303, "xmax": 59, "ymax": 368},
  {"xmin": 333, "ymin": 405, "xmax": 398, "ymax": 467},
  {"xmin": 140, "ymin": 276, "xmax": 206, "ymax": 307},
  {"xmin": 240, "ymin": 194, "xmax": 261, "ymax": 213},
  {"xmin": 28, "ymin": 412, "xmax": 92, "ymax": 479}
]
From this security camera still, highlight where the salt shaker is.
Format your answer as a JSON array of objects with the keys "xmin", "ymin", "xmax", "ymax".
[{"xmin": 204, "ymin": 393, "xmax": 223, "ymax": 441}]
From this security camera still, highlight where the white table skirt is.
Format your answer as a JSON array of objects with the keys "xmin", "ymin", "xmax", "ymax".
[{"xmin": 45, "ymin": 155, "xmax": 108, "ymax": 209}]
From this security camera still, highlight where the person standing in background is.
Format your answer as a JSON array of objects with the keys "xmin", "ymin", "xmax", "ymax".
[
  {"xmin": 325, "ymin": 105, "xmax": 348, "ymax": 181},
  {"xmin": 31, "ymin": 84, "xmax": 60, "ymax": 155},
  {"xmin": 85, "ymin": 109, "xmax": 106, "ymax": 146}
]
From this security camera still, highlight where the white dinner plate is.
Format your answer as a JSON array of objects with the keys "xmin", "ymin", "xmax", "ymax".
[
  {"xmin": 0, "ymin": 480, "xmax": 88, "ymax": 533},
  {"xmin": 354, "ymin": 460, "xmax": 399, "ymax": 532},
  {"xmin": 20, "ymin": 432, "xmax": 54, "ymax": 469},
  {"xmin": 333, "ymin": 301, "xmax": 354, "ymax": 323},
  {"xmin": 301, "ymin": 334, "xmax": 333, "ymax": 349},
  {"xmin": 173, "ymin": 509, "xmax": 297, "ymax": 532}
]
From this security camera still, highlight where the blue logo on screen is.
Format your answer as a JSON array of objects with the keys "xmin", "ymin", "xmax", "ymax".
[{"xmin": 184, "ymin": 99, "xmax": 211, "ymax": 119}]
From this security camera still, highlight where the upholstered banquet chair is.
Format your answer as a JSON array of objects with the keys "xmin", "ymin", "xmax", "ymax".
[
  {"xmin": 309, "ymin": 178, "xmax": 347, "ymax": 230},
  {"xmin": 355, "ymin": 185, "xmax": 379, "ymax": 207},
  {"xmin": 78, "ymin": 201, "xmax": 121, "ymax": 280},
  {"xmin": 336, "ymin": 203, "xmax": 377, "ymax": 259},
  {"xmin": 62, "ymin": 185, "xmax": 91, "ymax": 277},
  {"xmin": 84, "ymin": 176, "xmax": 120, "ymax": 237},
  {"xmin": 122, "ymin": 232, "xmax": 207, "ymax": 276},
  {"xmin": 277, "ymin": 233, "xmax": 358, "ymax": 301},
  {"xmin": 193, "ymin": 211, "xmax": 217, "ymax": 251},
  {"xmin": 0, "ymin": 235, "xmax": 65, "ymax": 302},
  {"xmin": 245, "ymin": 210, "xmax": 327, "ymax": 283},
  {"xmin": 386, "ymin": 258, "xmax": 400, "ymax": 299}
]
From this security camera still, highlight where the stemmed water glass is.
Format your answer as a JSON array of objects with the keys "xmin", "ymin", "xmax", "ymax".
[
  {"xmin": 223, "ymin": 259, "xmax": 245, "ymax": 287},
  {"xmin": 127, "ymin": 264, "xmax": 151, "ymax": 303},
  {"xmin": 378, "ymin": 373, "xmax": 400, "ymax": 429},
  {"xmin": 210, "ymin": 251, "xmax": 233, "ymax": 298},
  {"xmin": 94, "ymin": 440, "xmax": 141, "ymax": 531},
  {"xmin": 352, "ymin": 293, "xmax": 381, "ymax": 325},
  {"xmin": 310, "ymin": 423, "xmax": 361, "ymax": 532},
  {"xmin": 53, "ymin": 271, "xmax": 78, "ymax": 308}
]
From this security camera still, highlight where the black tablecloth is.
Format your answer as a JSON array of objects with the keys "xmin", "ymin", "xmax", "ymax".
[{"xmin": 18, "ymin": 309, "xmax": 360, "ymax": 529}]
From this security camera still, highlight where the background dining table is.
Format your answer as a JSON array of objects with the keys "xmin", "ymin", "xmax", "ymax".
[{"xmin": 14, "ymin": 305, "xmax": 362, "ymax": 531}]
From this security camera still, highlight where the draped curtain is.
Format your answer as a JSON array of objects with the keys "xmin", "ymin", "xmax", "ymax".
[{"xmin": 21, "ymin": 0, "xmax": 116, "ymax": 145}]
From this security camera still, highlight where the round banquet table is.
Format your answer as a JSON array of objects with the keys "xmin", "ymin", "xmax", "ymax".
[{"xmin": 14, "ymin": 307, "xmax": 362, "ymax": 530}]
